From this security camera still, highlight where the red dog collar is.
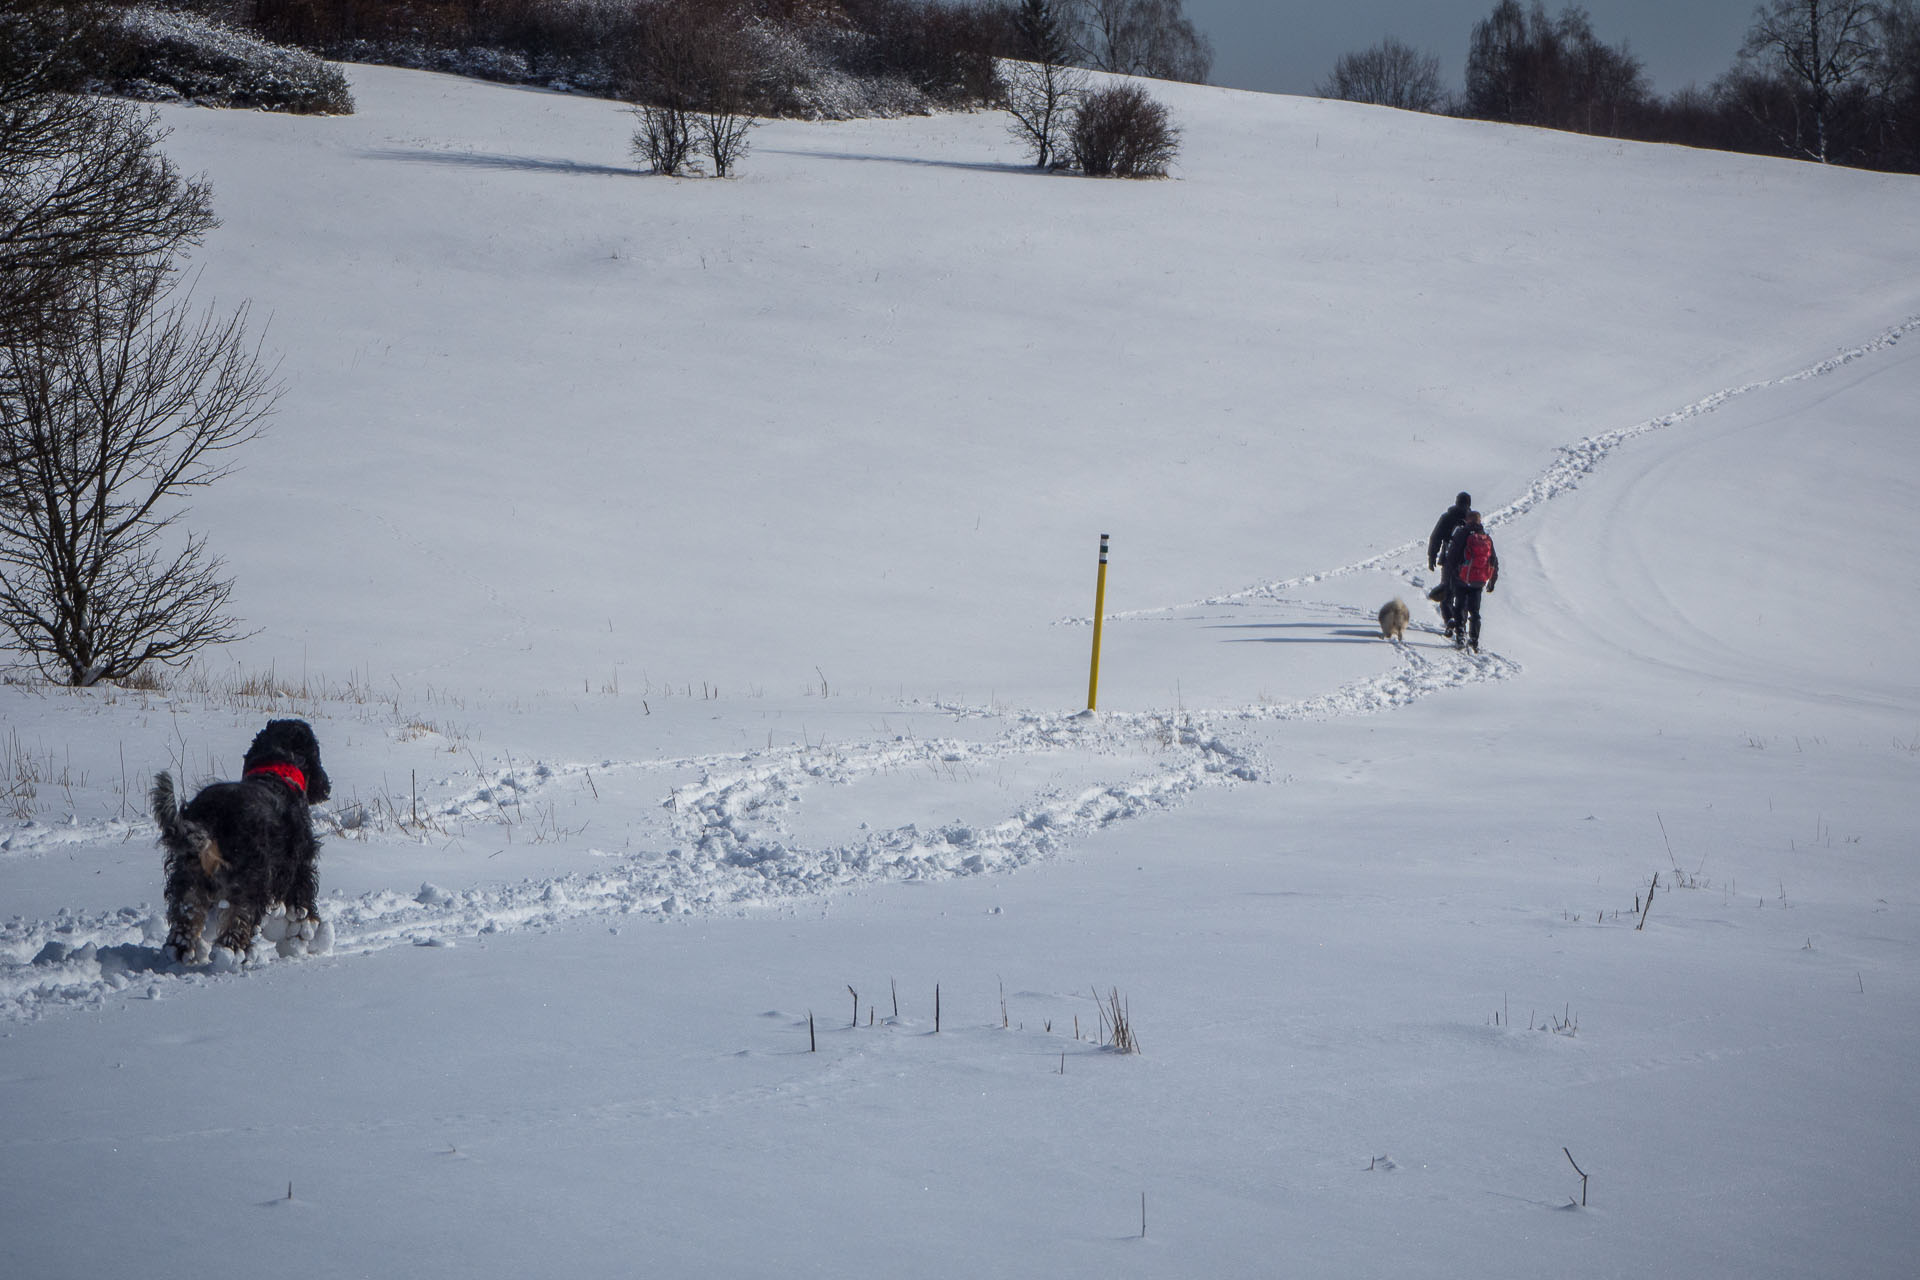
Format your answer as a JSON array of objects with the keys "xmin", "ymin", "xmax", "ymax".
[{"xmin": 245, "ymin": 762, "xmax": 307, "ymax": 796}]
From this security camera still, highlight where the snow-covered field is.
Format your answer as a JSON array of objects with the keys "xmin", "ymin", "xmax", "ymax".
[{"xmin": 3, "ymin": 66, "xmax": 1918, "ymax": 1277}]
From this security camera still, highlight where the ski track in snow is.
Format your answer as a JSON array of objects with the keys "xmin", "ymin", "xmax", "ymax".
[{"xmin": 2, "ymin": 318, "xmax": 1908, "ymax": 1022}]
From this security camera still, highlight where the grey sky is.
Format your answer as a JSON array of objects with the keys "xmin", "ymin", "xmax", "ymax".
[{"xmin": 1183, "ymin": 1, "xmax": 1765, "ymax": 98}]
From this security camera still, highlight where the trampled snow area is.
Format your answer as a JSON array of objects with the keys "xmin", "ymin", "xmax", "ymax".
[{"xmin": 4, "ymin": 65, "xmax": 1919, "ymax": 1277}]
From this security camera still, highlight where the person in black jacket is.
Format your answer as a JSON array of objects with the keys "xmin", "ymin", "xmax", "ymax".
[
  {"xmin": 1427, "ymin": 492, "xmax": 1472, "ymax": 637},
  {"xmin": 1443, "ymin": 510, "xmax": 1499, "ymax": 652}
]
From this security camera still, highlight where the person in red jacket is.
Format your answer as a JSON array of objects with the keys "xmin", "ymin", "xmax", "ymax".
[{"xmin": 1443, "ymin": 510, "xmax": 1498, "ymax": 652}]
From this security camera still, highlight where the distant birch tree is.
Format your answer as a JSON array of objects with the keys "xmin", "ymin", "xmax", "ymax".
[
  {"xmin": 1737, "ymin": 0, "xmax": 1880, "ymax": 161},
  {"xmin": 1463, "ymin": 0, "xmax": 1646, "ymax": 135},
  {"xmin": 1869, "ymin": 0, "xmax": 1920, "ymax": 167},
  {"xmin": 1072, "ymin": 0, "xmax": 1213, "ymax": 84}
]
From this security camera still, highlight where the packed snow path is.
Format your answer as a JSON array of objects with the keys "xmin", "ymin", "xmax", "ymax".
[{"xmin": 2, "ymin": 316, "xmax": 1910, "ymax": 1021}]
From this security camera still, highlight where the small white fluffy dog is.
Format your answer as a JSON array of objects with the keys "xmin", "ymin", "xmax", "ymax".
[{"xmin": 1378, "ymin": 598, "xmax": 1410, "ymax": 641}]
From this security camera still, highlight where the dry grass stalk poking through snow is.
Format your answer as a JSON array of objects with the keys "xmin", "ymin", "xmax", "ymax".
[{"xmin": 1098, "ymin": 986, "xmax": 1139, "ymax": 1053}]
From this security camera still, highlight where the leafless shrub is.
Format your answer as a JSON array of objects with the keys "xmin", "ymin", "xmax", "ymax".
[
  {"xmin": 1068, "ymin": 82, "xmax": 1178, "ymax": 177},
  {"xmin": 697, "ymin": 103, "xmax": 755, "ymax": 176},
  {"xmin": 631, "ymin": 101, "xmax": 696, "ymax": 174},
  {"xmin": 623, "ymin": 0, "xmax": 758, "ymax": 176}
]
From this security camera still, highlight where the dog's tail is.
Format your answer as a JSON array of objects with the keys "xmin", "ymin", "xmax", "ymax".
[{"xmin": 152, "ymin": 772, "xmax": 224, "ymax": 878}]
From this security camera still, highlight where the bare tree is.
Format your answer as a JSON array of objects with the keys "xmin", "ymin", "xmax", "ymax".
[
  {"xmin": 696, "ymin": 103, "xmax": 755, "ymax": 177},
  {"xmin": 0, "ymin": 268, "xmax": 279, "ymax": 685},
  {"xmin": 1556, "ymin": 5, "xmax": 1649, "ymax": 135},
  {"xmin": 1464, "ymin": 1, "xmax": 1646, "ymax": 135},
  {"xmin": 686, "ymin": 7, "xmax": 757, "ymax": 178},
  {"xmin": 1739, "ymin": 0, "xmax": 1879, "ymax": 161},
  {"xmin": 0, "ymin": 0, "xmax": 106, "ymax": 99},
  {"xmin": 1869, "ymin": 0, "xmax": 1920, "ymax": 96},
  {"xmin": 622, "ymin": 0, "xmax": 758, "ymax": 177},
  {"xmin": 624, "ymin": 1, "xmax": 707, "ymax": 175},
  {"xmin": 0, "ymin": 0, "xmax": 282, "ymax": 684},
  {"xmin": 1073, "ymin": 0, "xmax": 1212, "ymax": 84},
  {"xmin": 2, "ymin": 99, "xmax": 215, "ymax": 344},
  {"xmin": 1002, "ymin": 57, "xmax": 1085, "ymax": 167},
  {"xmin": 1317, "ymin": 37, "xmax": 1445, "ymax": 112},
  {"xmin": 1869, "ymin": 0, "xmax": 1920, "ymax": 167},
  {"xmin": 1003, "ymin": 0, "xmax": 1083, "ymax": 167},
  {"xmin": 1465, "ymin": 0, "xmax": 1539, "ymax": 122},
  {"xmin": 631, "ymin": 101, "xmax": 697, "ymax": 174},
  {"xmin": 2, "ymin": 0, "xmax": 215, "ymax": 349}
]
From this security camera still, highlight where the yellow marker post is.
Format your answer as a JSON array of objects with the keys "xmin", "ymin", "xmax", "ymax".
[{"xmin": 1087, "ymin": 533, "xmax": 1109, "ymax": 711}]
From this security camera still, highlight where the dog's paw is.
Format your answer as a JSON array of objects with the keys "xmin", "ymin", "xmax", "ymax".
[
  {"xmin": 207, "ymin": 946, "xmax": 243, "ymax": 973},
  {"xmin": 274, "ymin": 916, "xmax": 331, "ymax": 957},
  {"xmin": 261, "ymin": 909, "xmax": 291, "ymax": 943},
  {"xmin": 165, "ymin": 935, "xmax": 209, "ymax": 967}
]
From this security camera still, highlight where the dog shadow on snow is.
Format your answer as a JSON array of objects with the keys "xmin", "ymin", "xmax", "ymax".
[
  {"xmin": 29, "ymin": 938, "xmax": 175, "ymax": 975},
  {"xmin": 1210, "ymin": 622, "xmax": 1457, "ymax": 649},
  {"xmin": 1210, "ymin": 622, "xmax": 1396, "ymax": 646}
]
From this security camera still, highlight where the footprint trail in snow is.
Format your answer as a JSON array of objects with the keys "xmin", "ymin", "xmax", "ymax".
[{"xmin": 5, "ymin": 314, "xmax": 1911, "ymax": 1021}]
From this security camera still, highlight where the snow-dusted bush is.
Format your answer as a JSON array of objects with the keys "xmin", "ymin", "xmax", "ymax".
[
  {"xmin": 739, "ymin": 1, "xmax": 998, "ymax": 118},
  {"xmin": 111, "ymin": 7, "xmax": 353, "ymax": 114},
  {"xmin": 232, "ymin": 0, "xmax": 994, "ymax": 121},
  {"xmin": 743, "ymin": 21, "xmax": 931, "ymax": 119},
  {"xmin": 328, "ymin": 39, "xmax": 544, "ymax": 89}
]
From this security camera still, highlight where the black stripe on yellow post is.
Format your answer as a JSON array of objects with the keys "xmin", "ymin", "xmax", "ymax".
[{"xmin": 1087, "ymin": 533, "xmax": 1109, "ymax": 711}]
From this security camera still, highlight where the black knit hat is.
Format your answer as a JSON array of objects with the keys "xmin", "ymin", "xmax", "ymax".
[{"xmin": 1457, "ymin": 492, "xmax": 1471, "ymax": 507}]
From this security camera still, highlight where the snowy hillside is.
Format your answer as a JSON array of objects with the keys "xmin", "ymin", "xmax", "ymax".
[{"xmin": 2, "ymin": 65, "xmax": 1917, "ymax": 1279}]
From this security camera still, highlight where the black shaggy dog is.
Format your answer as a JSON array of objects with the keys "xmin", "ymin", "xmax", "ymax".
[{"xmin": 152, "ymin": 719, "xmax": 331, "ymax": 963}]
